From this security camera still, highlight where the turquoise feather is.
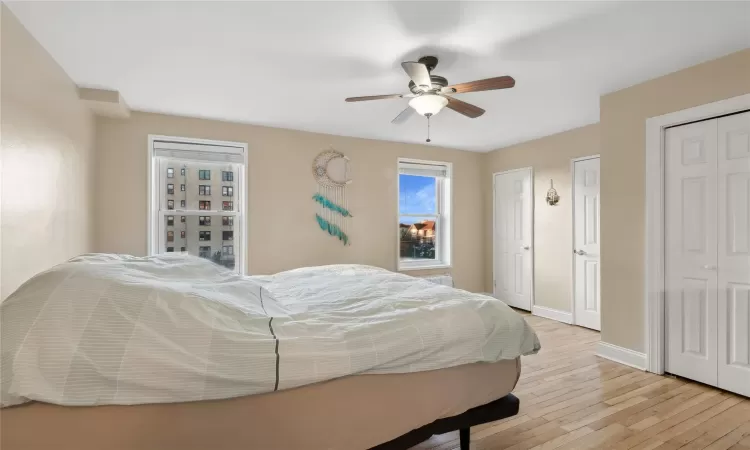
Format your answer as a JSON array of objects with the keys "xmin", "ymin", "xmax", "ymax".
[
  {"xmin": 315, "ymin": 214, "xmax": 349, "ymax": 245},
  {"xmin": 312, "ymin": 193, "xmax": 353, "ymax": 217}
]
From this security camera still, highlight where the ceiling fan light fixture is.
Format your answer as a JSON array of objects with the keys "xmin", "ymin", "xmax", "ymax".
[{"xmin": 409, "ymin": 94, "xmax": 448, "ymax": 117}]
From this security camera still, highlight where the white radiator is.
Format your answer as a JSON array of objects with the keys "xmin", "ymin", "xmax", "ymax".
[{"xmin": 422, "ymin": 275, "xmax": 454, "ymax": 287}]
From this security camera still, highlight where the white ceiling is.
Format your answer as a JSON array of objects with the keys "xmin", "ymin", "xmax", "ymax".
[{"xmin": 7, "ymin": 1, "xmax": 749, "ymax": 152}]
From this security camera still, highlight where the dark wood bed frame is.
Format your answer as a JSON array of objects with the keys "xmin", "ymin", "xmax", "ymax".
[{"xmin": 369, "ymin": 394, "xmax": 520, "ymax": 450}]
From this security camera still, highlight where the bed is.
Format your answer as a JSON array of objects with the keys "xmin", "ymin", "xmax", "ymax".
[{"xmin": 0, "ymin": 254, "xmax": 539, "ymax": 449}]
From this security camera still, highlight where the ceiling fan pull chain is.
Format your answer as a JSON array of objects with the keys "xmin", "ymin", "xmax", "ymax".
[{"xmin": 426, "ymin": 114, "xmax": 431, "ymax": 143}]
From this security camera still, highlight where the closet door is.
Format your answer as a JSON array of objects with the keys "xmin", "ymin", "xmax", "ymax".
[
  {"xmin": 665, "ymin": 119, "xmax": 719, "ymax": 387},
  {"xmin": 717, "ymin": 111, "xmax": 750, "ymax": 397}
]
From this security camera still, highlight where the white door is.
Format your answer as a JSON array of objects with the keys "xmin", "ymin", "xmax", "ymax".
[
  {"xmin": 665, "ymin": 119, "xmax": 719, "ymax": 387},
  {"xmin": 493, "ymin": 169, "xmax": 533, "ymax": 311},
  {"xmin": 573, "ymin": 157, "xmax": 601, "ymax": 331},
  {"xmin": 717, "ymin": 111, "xmax": 750, "ymax": 397}
]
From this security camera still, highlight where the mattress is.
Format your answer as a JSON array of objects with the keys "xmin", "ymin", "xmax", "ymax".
[{"xmin": 0, "ymin": 358, "xmax": 521, "ymax": 450}]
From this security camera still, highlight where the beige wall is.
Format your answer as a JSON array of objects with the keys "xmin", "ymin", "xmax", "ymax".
[
  {"xmin": 0, "ymin": 5, "xmax": 95, "ymax": 300},
  {"xmin": 482, "ymin": 124, "xmax": 600, "ymax": 312},
  {"xmin": 600, "ymin": 49, "xmax": 750, "ymax": 353},
  {"xmin": 94, "ymin": 112, "xmax": 486, "ymax": 292}
]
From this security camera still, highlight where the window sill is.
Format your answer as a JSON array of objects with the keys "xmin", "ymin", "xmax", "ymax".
[{"xmin": 398, "ymin": 262, "xmax": 452, "ymax": 272}]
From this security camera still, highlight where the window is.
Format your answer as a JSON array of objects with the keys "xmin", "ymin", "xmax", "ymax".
[
  {"xmin": 398, "ymin": 159, "xmax": 451, "ymax": 270},
  {"xmin": 167, "ymin": 247, "xmax": 174, "ymax": 252},
  {"xmin": 150, "ymin": 136, "xmax": 245, "ymax": 273}
]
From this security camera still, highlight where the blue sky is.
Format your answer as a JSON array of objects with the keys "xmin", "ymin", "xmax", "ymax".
[{"xmin": 399, "ymin": 175, "xmax": 436, "ymax": 220}]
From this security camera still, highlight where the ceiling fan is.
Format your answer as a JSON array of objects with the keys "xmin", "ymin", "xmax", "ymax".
[{"xmin": 345, "ymin": 56, "xmax": 515, "ymax": 142}]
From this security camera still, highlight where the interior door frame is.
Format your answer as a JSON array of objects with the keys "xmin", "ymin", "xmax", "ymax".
[
  {"xmin": 492, "ymin": 167, "xmax": 535, "ymax": 310},
  {"xmin": 644, "ymin": 93, "xmax": 750, "ymax": 375},
  {"xmin": 570, "ymin": 155, "xmax": 601, "ymax": 327}
]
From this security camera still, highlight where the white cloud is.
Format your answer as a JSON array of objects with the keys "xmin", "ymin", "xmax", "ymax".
[{"xmin": 400, "ymin": 184, "xmax": 436, "ymax": 214}]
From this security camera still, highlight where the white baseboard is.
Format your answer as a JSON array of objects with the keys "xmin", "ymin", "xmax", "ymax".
[
  {"xmin": 597, "ymin": 342, "xmax": 647, "ymax": 371},
  {"xmin": 532, "ymin": 305, "xmax": 573, "ymax": 324}
]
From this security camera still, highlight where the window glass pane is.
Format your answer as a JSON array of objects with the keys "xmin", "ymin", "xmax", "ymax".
[
  {"xmin": 156, "ymin": 157, "xmax": 239, "ymax": 272},
  {"xmin": 399, "ymin": 216, "xmax": 437, "ymax": 261},
  {"xmin": 399, "ymin": 174, "xmax": 436, "ymax": 215},
  {"xmin": 166, "ymin": 247, "xmax": 174, "ymax": 252}
]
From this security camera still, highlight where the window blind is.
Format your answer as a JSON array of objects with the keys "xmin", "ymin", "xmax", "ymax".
[
  {"xmin": 399, "ymin": 162, "xmax": 448, "ymax": 178},
  {"xmin": 153, "ymin": 140, "xmax": 244, "ymax": 163}
]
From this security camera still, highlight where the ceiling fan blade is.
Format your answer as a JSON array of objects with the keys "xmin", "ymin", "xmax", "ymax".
[
  {"xmin": 345, "ymin": 94, "xmax": 404, "ymax": 102},
  {"xmin": 401, "ymin": 62, "xmax": 432, "ymax": 90},
  {"xmin": 391, "ymin": 106, "xmax": 414, "ymax": 124},
  {"xmin": 442, "ymin": 76, "xmax": 515, "ymax": 94},
  {"xmin": 442, "ymin": 95, "xmax": 485, "ymax": 118}
]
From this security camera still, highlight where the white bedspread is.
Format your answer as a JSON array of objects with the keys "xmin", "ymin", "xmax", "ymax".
[{"xmin": 1, "ymin": 254, "xmax": 539, "ymax": 407}]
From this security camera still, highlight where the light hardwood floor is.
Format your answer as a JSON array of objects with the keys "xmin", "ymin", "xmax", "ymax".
[{"xmin": 412, "ymin": 313, "xmax": 750, "ymax": 450}]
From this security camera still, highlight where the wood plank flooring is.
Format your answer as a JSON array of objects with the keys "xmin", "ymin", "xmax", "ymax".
[{"xmin": 411, "ymin": 313, "xmax": 750, "ymax": 450}]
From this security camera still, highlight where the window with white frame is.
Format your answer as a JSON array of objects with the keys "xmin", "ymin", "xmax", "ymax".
[
  {"xmin": 397, "ymin": 159, "xmax": 451, "ymax": 270},
  {"xmin": 149, "ymin": 136, "xmax": 247, "ymax": 273}
]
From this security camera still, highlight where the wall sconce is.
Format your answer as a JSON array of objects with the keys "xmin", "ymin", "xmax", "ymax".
[{"xmin": 546, "ymin": 179, "xmax": 560, "ymax": 206}]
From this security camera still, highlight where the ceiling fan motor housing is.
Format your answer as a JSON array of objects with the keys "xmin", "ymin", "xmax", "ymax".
[{"xmin": 408, "ymin": 75, "xmax": 448, "ymax": 94}]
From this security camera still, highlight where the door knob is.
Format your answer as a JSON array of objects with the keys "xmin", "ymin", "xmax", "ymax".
[
  {"xmin": 523, "ymin": 246, "xmax": 530, "ymax": 250},
  {"xmin": 575, "ymin": 250, "xmax": 586, "ymax": 256},
  {"xmin": 702, "ymin": 265, "xmax": 717, "ymax": 270}
]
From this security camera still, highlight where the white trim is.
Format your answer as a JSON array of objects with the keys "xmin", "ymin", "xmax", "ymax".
[
  {"xmin": 147, "ymin": 135, "xmax": 249, "ymax": 275},
  {"xmin": 492, "ymin": 167, "xmax": 535, "ymax": 311},
  {"xmin": 597, "ymin": 342, "xmax": 647, "ymax": 371},
  {"xmin": 396, "ymin": 158, "xmax": 453, "ymax": 271},
  {"xmin": 532, "ymin": 306, "xmax": 573, "ymax": 324},
  {"xmin": 570, "ymin": 155, "xmax": 601, "ymax": 328},
  {"xmin": 644, "ymin": 93, "xmax": 750, "ymax": 375}
]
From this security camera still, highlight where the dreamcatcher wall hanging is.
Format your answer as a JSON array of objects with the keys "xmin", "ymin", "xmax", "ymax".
[{"xmin": 312, "ymin": 148, "xmax": 352, "ymax": 245}]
